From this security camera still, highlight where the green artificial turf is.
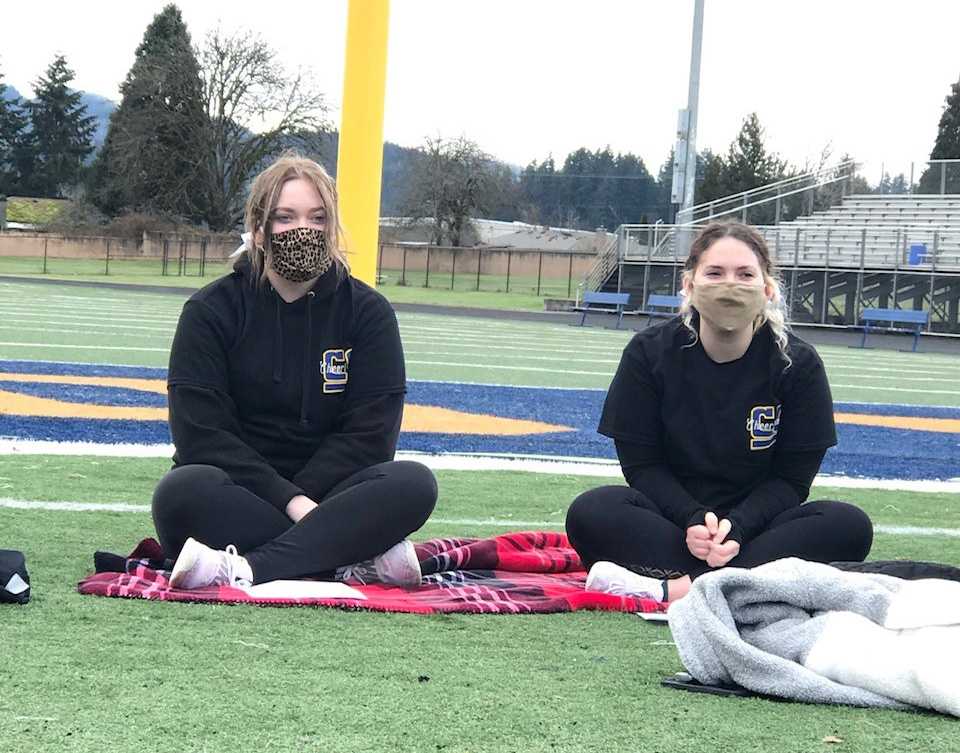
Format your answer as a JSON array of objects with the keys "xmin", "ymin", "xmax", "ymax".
[{"xmin": 1, "ymin": 460, "xmax": 958, "ymax": 753}]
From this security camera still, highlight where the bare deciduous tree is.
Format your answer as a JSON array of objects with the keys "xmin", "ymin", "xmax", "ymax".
[
  {"xmin": 196, "ymin": 29, "xmax": 329, "ymax": 230},
  {"xmin": 402, "ymin": 136, "xmax": 501, "ymax": 246}
]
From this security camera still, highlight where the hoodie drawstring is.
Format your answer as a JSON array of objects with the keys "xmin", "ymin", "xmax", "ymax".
[
  {"xmin": 272, "ymin": 294, "xmax": 283, "ymax": 383},
  {"xmin": 299, "ymin": 291, "xmax": 315, "ymax": 426}
]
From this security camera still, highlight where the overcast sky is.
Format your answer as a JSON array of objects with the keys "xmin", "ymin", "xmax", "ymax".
[{"xmin": 4, "ymin": 0, "xmax": 960, "ymax": 184}]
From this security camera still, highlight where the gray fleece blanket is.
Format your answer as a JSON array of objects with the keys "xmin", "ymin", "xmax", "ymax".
[{"xmin": 668, "ymin": 558, "xmax": 960, "ymax": 716}]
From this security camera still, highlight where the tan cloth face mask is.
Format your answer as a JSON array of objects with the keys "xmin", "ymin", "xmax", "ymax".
[{"xmin": 691, "ymin": 281, "xmax": 768, "ymax": 333}]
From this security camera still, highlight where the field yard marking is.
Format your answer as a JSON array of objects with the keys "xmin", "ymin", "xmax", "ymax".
[
  {"xmin": 828, "ymin": 372, "xmax": 960, "ymax": 384},
  {"xmin": 403, "ymin": 349, "xmax": 620, "ymax": 365},
  {"xmin": 410, "ymin": 378, "xmax": 606, "ymax": 392},
  {"xmin": 0, "ymin": 342, "xmax": 169, "ymax": 352},
  {"xmin": 827, "ymin": 364, "xmax": 960, "ymax": 377},
  {"xmin": 406, "ymin": 359, "xmax": 614, "ymax": 376},
  {"xmin": 400, "ymin": 337, "xmax": 624, "ymax": 355},
  {"xmin": 0, "ymin": 498, "xmax": 957, "ymax": 538},
  {"xmin": 0, "ymin": 308, "xmax": 178, "ymax": 326},
  {"xmin": 0, "ymin": 498, "xmax": 151, "ymax": 512},
  {"xmin": 831, "ymin": 383, "xmax": 960, "ymax": 397},
  {"xmin": 398, "ymin": 325, "xmax": 626, "ymax": 344},
  {"xmin": 398, "ymin": 324, "xmax": 628, "ymax": 340},
  {"xmin": 0, "ymin": 325, "xmax": 172, "ymax": 338}
]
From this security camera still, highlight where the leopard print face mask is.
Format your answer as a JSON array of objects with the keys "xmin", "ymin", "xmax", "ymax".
[{"xmin": 268, "ymin": 227, "xmax": 332, "ymax": 283}]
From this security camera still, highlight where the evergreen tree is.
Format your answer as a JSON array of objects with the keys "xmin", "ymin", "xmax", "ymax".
[
  {"xmin": 27, "ymin": 54, "xmax": 96, "ymax": 197},
  {"xmin": 0, "ymin": 70, "xmax": 30, "ymax": 196},
  {"xmin": 519, "ymin": 156, "xmax": 557, "ymax": 225},
  {"xmin": 696, "ymin": 149, "xmax": 727, "ymax": 211},
  {"xmin": 919, "ymin": 77, "xmax": 960, "ymax": 193},
  {"xmin": 521, "ymin": 147, "xmax": 657, "ymax": 229},
  {"xmin": 722, "ymin": 113, "xmax": 787, "ymax": 196},
  {"xmin": 91, "ymin": 4, "xmax": 207, "ymax": 219}
]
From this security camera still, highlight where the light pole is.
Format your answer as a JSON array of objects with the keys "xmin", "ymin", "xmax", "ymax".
[{"xmin": 673, "ymin": 0, "xmax": 705, "ymax": 255}]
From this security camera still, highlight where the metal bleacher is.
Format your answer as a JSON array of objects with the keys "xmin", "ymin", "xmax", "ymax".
[
  {"xmin": 769, "ymin": 194, "xmax": 960, "ymax": 269},
  {"xmin": 578, "ymin": 167, "xmax": 960, "ymax": 333}
]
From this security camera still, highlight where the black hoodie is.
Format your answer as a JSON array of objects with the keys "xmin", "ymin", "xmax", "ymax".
[{"xmin": 166, "ymin": 260, "xmax": 405, "ymax": 510}]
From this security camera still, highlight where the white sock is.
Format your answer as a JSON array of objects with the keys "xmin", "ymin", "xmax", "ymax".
[{"xmin": 235, "ymin": 555, "xmax": 254, "ymax": 584}]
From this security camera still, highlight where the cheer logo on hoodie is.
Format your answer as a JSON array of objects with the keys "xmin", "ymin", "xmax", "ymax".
[
  {"xmin": 321, "ymin": 348, "xmax": 352, "ymax": 394},
  {"xmin": 746, "ymin": 404, "xmax": 781, "ymax": 450}
]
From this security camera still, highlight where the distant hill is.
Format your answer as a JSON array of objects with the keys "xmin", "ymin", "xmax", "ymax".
[{"xmin": 78, "ymin": 92, "xmax": 115, "ymax": 148}]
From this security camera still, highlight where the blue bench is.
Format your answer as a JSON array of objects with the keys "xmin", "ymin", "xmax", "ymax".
[
  {"xmin": 574, "ymin": 291, "xmax": 631, "ymax": 329},
  {"xmin": 858, "ymin": 308, "xmax": 929, "ymax": 352},
  {"xmin": 641, "ymin": 294, "xmax": 682, "ymax": 326}
]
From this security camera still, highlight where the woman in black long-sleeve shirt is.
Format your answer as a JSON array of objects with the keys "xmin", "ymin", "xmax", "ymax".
[
  {"xmin": 565, "ymin": 222, "xmax": 872, "ymax": 602},
  {"xmin": 153, "ymin": 154, "xmax": 437, "ymax": 589}
]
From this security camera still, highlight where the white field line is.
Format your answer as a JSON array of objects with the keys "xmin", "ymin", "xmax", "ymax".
[
  {"xmin": 11, "ymin": 289, "xmax": 178, "ymax": 301},
  {"xmin": 0, "ymin": 289, "xmax": 165, "ymax": 304},
  {"xmin": 0, "ymin": 294, "xmax": 179, "ymax": 306},
  {"xmin": 826, "ymin": 364, "xmax": 960, "ymax": 376},
  {"xmin": 0, "ymin": 308, "xmax": 178, "ymax": 326},
  {"xmin": 405, "ymin": 359, "xmax": 613, "ymax": 376},
  {"xmin": 409, "ymin": 378, "xmax": 606, "ymax": 392},
  {"xmin": 403, "ymin": 349, "xmax": 620, "ymax": 365},
  {"xmin": 830, "ymin": 383, "xmax": 960, "ymax": 396},
  {"xmin": 0, "ymin": 306, "xmax": 181, "ymax": 321},
  {"xmin": 398, "ymin": 324, "xmax": 623, "ymax": 343},
  {"xmin": 401, "ymin": 335, "xmax": 620, "ymax": 353},
  {"xmin": 830, "ymin": 374, "xmax": 960, "ymax": 385},
  {"xmin": 398, "ymin": 320, "xmax": 628, "ymax": 336},
  {"xmin": 820, "ymin": 353, "xmax": 960, "ymax": 367},
  {"xmin": 400, "ymin": 336, "xmax": 623, "ymax": 355},
  {"xmin": 0, "ymin": 498, "xmax": 957, "ymax": 538},
  {"xmin": 0, "ymin": 342, "xmax": 169, "ymax": 352},
  {"xmin": 0, "ymin": 315, "xmax": 176, "ymax": 332},
  {"xmin": 0, "ymin": 440, "xmax": 957, "ymax": 493},
  {"xmin": 0, "ymin": 326, "xmax": 171, "ymax": 339}
]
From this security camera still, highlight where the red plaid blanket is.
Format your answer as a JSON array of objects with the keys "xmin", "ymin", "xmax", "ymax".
[{"xmin": 78, "ymin": 531, "xmax": 665, "ymax": 615}]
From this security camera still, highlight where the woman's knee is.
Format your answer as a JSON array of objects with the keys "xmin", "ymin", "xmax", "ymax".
[
  {"xmin": 812, "ymin": 500, "xmax": 874, "ymax": 560},
  {"xmin": 565, "ymin": 486, "xmax": 626, "ymax": 545},
  {"xmin": 389, "ymin": 460, "xmax": 438, "ymax": 526},
  {"xmin": 152, "ymin": 464, "xmax": 229, "ymax": 522}
]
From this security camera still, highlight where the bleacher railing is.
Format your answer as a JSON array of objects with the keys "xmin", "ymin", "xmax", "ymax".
[
  {"xmin": 679, "ymin": 160, "xmax": 858, "ymax": 225},
  {"xmin": 884, "ymin": 159, "xmax": 960, "ymax": 195},
  {"xmin": 616, "ymin": 223, "xmax": 960, "ymax": 271}
]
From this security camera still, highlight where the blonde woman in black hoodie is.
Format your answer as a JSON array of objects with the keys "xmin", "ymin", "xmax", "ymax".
[{"xmin": 154, "ymin": 154, "xmax": 437, "ymax": 589}]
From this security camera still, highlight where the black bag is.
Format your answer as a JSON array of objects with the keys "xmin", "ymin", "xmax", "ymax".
[{"xmin": 0, "ymin": 549, "xmax": 30, "ymax": 604}]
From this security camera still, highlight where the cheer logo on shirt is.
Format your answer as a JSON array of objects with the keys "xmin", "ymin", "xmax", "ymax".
[
  {"xmin": 321, "ymin": 348, "xmax": 352, "ymax": 394},
  {"xmin": 746, "ymin": 404, "xmax": 781, "ymax": 450}
]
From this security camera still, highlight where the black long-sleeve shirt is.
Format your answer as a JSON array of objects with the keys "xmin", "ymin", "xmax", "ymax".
[
  {"xmin": 167, "ymin": 260, "xmax": 406, "ymax": 511},
  {"xmin": 598, "ymin": 316, "xmax": 837, "ymax": 545}
]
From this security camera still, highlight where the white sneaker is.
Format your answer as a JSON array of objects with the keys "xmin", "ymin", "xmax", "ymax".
[
  {"xmin": 337, "ymin": 539, "xmax": 421, "ymax": 588},
  {"xmin": 585, "ymin": 561, "xmax": 665, "ymax": 600},
  {"xmin": 169, "ymin": 537, "xmax": 253, "ymax": 589}
]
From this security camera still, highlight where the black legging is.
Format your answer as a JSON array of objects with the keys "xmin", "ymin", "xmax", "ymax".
[
  {"xmin": 566, "ymin": 485, "xmax": 873, "ymax": 580},
  {"xmin": 152, "ymin": 461, "xmax": 437, "ymax": 584}
]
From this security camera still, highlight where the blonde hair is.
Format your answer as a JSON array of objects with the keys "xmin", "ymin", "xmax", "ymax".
[
  {"xmin": 239, "ymin": 152, "xmax": 348, "ymax": 282},
  {"xmin": 679, "ymin": 222, "xmax": 792, "ymax": 369}
]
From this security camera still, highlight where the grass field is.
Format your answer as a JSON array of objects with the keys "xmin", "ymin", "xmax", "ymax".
[{"xmin": 1, "ymin": 277, "xmax": 959, "ymax": 753}]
